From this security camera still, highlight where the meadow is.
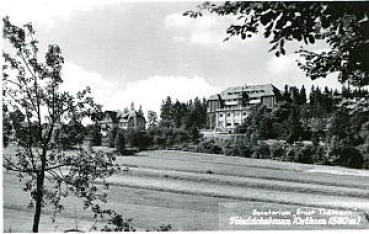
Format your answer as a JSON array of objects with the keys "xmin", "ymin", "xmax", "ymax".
[{"xmin": 3, "ymin": 147, "xmax": 369, "ymax": 231}]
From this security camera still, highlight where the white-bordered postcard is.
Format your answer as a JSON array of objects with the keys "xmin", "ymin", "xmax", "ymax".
[{"xmin": 2, "ymin": 0, "xmax": 369, "ymax": 232}]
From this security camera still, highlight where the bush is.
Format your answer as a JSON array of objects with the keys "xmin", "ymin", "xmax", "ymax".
[
  {"xmin": 232, "ymin": 144, "xmax": 253, "ymax": 158},
  {"xmin": 237, "ymin": 145, "xmax": 253, "ymax": 158},
  {"xmin": 224, "ymin": 147, "xmax": 235, "ymax": 156},
  {"xmin": 114, "ymin": 130, "xmax": 126, "ymax": 155},
  {"xmin": 197, "ymin": 140, "xmax": 223, "ymax": 155},
  {"xmin": 251, "ymin": 152, "xmax": 259, "ymax": 159},
  {"xmin": 294, "ymin": 144, "xmax": 315, "ymax": 164},
  {"xmin": 313, "ymin": 145, "xmax": 328, "ymax": 164},
  {"xmin": 153, "ymin": 135, "xmax": 165, "ymax": 147},
  {"xmin": 108, "ymin": 127, "xmax": 118, "ymax": 148},
  {"xmin": 255, "ymin": 143, "xmax": 271, "ymax": 159},
  {"xmin": 333, "ymin": 144, "xmax": 364, "ymax": 169},
  {"xmin": 126, "ymin": 130, "xmax": 150, "ymax": 150},
  {"xmin": 173, "ymin": 129, "xmax": 190, "ymax": 144},
  {"xmin": 363, "ymin": 154, "xmax": 369, "ymax": 169},
  {"xmin": 191, "ymin": 127, "xmax": 201, "ymax": 143},
  {"xmin": 270, "ymin": 143, "xmax": 285, "ymax": 159},
  {"xmin": 209, "ymin": 144, "xmax": 223, "ymax": 154},
  {"xmin": 90, "ymin": 125, "xmax": 102, "ymax": 146},
  {"xmin": 153, "ymin": 224, "xmax": 173, "ymax": 232},
  {"xmin": 285, "ymin": 146, "xmax": 295, "ymax": 161},
  {"xmin": 197, "ymin": 139, "xmax": 214, "ymax": 153}
]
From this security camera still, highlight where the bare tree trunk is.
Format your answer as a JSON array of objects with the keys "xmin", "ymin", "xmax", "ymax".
[{"xmin": 32, "ymin": 170, "xmax": 45, "ymax": 233}]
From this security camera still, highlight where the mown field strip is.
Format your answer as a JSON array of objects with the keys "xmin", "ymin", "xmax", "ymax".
[
  {"xmin": 141, "ymin": 150, "xmax": 315, "ymax": 169},
  {"xmin": 115, "ymin": 167, "xmax": 369, "ymax": 198},
  {"xmin": 117, "ymin": 152, "xmax": 369, "ymax": 189},
  {"xmin": 119, "ymin": 161, "xmax": 369, "ymax": 190},
  {"xmin": 105, "ymin": 174, "xmax": 369, "ymax": 211},
  {"xmin": 141, "ymin": 150, "xmax": 369, "ymax": 177}
]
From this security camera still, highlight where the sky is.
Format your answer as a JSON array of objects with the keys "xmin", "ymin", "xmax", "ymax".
[{"xmin": 2, "ymin": 0, "xmax": 343, "ymax": 114}]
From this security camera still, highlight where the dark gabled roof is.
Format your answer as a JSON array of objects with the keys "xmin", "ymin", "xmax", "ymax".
[
  {"xmin": 117, "ymin": 110, "xmax": 146, "ymax": 123},
  {"xmin": 209, "ymin": 84, "xmax": 279, "ymax": 101},
  {"xmin": 100, "ymin": 109, "xmax": 146, "ymax": 123},
  {"xmin": 102, "ymin": 111, "xmax": 118, "ymax": 123}
]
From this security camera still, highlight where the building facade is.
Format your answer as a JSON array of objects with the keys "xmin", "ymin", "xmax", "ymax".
[
  {"xmin": 207, "ymin": 84, "xmax": 279, "ymax": 132},
  {"xmin": 99, "ymin": 110, "xmax": 146, "ymax": 136}
]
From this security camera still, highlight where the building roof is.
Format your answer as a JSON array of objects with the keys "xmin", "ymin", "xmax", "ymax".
[
  {"xmin": 102, "ymin": 111, "xmax": 118, "ymax": 122},
  {"xmin": 209, "ymin": 84, "xmax": 278, "ymax": 101},
  {"xmin": 117, "ymin": 110, "xmax": 144, "ymax": 122},
  {"xmin": 101, "ymin": 109, "xmax": 145, "ymax": 123}
]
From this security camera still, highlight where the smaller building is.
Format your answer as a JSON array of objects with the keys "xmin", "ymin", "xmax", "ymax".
[
  {"xmin": 117, "ymin": 110, "xmax": 146, "ymax": 130},
  {"xmin": 99, "ymin": 111, "xmax": 118, "ymax": 134},
  {"xmin": 98, "ymin": 109, "xmax": 146, "ymax": 136}
]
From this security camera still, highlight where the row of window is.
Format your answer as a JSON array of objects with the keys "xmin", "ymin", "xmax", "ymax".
[
  {"xmin": 226, "ymin": 122, "xmax": 240, "ymax": 127},
  {"xmin": 227, "ymin": 90, "xmax": 265, "ymax": 95},
  {"xmin": 219, "ymin": 112, "xmax": 248, "ymax": 117}
]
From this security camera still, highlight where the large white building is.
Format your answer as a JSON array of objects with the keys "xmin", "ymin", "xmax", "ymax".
[{"xmin": 207, "ymin": 84, "xmax": 279, "ymax": 132}]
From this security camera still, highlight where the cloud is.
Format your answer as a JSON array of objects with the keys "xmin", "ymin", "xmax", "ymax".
[
  {"xmin": 109, "ymin": 75, "xmax": 220, "ymax": 114},
  {"xmin": 268, "ymin": 54, "xmax": 299, "ymax": 74},
  {"xmin": 267, "ymin": 53, "xmax": 343, "ymax": 91},
  {"xmin": 164, "ymin": 12, "xmax": 248, "ymax": 48},
  {"xmin": 60, "ymin": 61, "xmax": 120, "ymax": 103},
  {"xmin": 60, "ymin": 62, "xmax": 220, "ymax": 114},
  {"xmin": 2, "ymin": 0, "xmax": 125, "ymax": 30}
]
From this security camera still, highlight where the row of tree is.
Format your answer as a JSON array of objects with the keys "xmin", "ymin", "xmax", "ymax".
[
  {"xmin": 159, "ymin": 96, "xmax": 208, "ymax": 130},
  {"xmin": 237, "ymin": 85, "xmax": 365, "ymax": 142}
]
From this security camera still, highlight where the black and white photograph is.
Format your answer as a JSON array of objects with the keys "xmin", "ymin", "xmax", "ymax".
[{"xmin": 2, "ymin": 0, "xmax": 369, "ymax": 232}]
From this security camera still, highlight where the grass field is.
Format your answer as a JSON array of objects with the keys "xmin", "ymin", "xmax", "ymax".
[{"xmin": 3, "ymin": 147, "xmax": 369, "ymax": 232}]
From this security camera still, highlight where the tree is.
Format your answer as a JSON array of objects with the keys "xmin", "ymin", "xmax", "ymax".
[
  {"xmin": 191, "ymin": 127, "xmax": 201, "ymax": 143},
  {"xmin": 130, "ymin": 102, "xmax": 135, "ymax": 111},
  {"xmin": 286, "ymin": 108, "xmax": 303, "ymax": 144},
  {"xmin": 147, "ymin": 110, "xmax": 158, "ymax": 127},
  {"xmin": 114, "ymin": 130, "xmax": 126, "ymax": 154},
  {"xmin": 185, "ymin": 2, "xmax": 369, "ymax": 86},
  {"xmin": 90, "ymin": 124, "xmax": 102, "ymax": 146},
  {"xmin": 299, "ymin": 85, "xmax": 307, "ymax": 105},
  {"xmin": 137, "ymin": 105, "xmax": 144, "ymax": 117},
  {"xmin": 160, "ymin": 96, "xmax": 173, "ymax": 121},
  {"xmin": 108, "ymin": 127, "xmax": 118, "ymax": 148},
  {"xmin": 57, "ymin": 120, "xmax": 86, "ymax": 149},
  {"xmin": 282, "ymin": 85, "xmax": 292, "ymax": 103},
  {"xmin": 2, "ymin": 17, "xmax": 120, "ymax": 232},
  {"xmin": 290, "ymin": 86, "xmax": 299, "ymax": 105},
  {"xmin": 2, "ymin": 104, "xmax": 12, "ymax": 147}
]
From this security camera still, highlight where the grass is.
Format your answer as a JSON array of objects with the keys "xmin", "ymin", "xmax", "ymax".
[{"xmin": 3, "ymin": 146, "xmax": 369, "ymax": 231}]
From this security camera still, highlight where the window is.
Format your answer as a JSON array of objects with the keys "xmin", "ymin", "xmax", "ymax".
[
  {"xmin": 226, "ymin": 123, "xmax": 232, "ymax": 126},
  {"xmin": 219, "ymin": 113, "xmax": 224, "ymax": 117},
  {"xmin": 227, "ymin": 113, "xmax": 231, "ymax": 117},
  {"xmin": 234, "ymin": 123, "xmax": 240, "ymax": 126}
]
